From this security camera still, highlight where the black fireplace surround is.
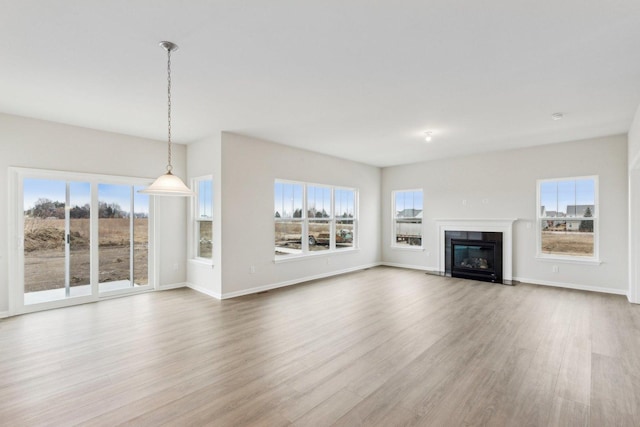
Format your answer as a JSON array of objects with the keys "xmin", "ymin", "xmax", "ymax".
[{"xmin": 445, "ymin": 231, "xmax": 504, "ymax": 284}]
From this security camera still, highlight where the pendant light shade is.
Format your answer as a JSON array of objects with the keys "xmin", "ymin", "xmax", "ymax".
[
  {"xmin": 141, "ymin": 171, "xmax": 194, "ymax": 196},
  {"xmin": 139, "ymin": 41, "xmax": 193, "ymax": 197}
]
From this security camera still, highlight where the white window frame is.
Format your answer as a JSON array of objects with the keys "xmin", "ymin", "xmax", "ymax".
[
  {"xmin": 191, "ymin": 175, "xmax": 213, "ymax": 264},
  {"xmin": 391, "ymin": 189, "xmax": 424, "ymax": 250},
  {"xmin": 536, "ymin": 175, "xmax": 599, "ymax": 264},
  {"xmin": 274, "ymin": 179, "xmax": 358, "ymax": 262}
]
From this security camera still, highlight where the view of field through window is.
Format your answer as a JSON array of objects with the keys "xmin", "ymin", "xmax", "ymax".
[
  {"xmin": 98, "ymin": 184, "xmax": 149, "ymax": 287},
  {"xmin": 23, "ymin": 180, "xmax": 90, "ymax": 295},
  {"xmin": 539, "ymin": 177, "xmax": 596, "ymax": 257},
  {"xmin": 334, "ymin": 189, "xmax": 355, "ymax": 250},
  {"xmin": 274, "ymin": 182, "xmax": 356, "ymax": 255},
  {"xmin": 23, "ymin": 179, "xmax": 149, "ymax": 297}
]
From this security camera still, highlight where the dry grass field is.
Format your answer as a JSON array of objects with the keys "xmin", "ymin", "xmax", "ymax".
[
  {"xmin": 24, "ymin": 218, "xmax": 148, "ymax": 293},
  {"xmin": 541, "ymin": 231, "xmax": 594, "ymax": 256}
]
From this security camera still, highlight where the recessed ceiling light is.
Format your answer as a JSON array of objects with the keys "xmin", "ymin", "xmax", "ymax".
[
  {"xmin": 551, "ymin": 113, "xmax": 564, "ymax": 121},
  {"xmin": 424, "ymin": 131, "xmax": 433, "ymax": 142}
]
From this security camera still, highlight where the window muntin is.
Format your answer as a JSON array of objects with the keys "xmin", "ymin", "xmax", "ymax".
[
  {"xmin": 275, "ymin": 181, "xmax": 357, "ymax": 258},
  {"xmin": 537, "ymin": 176, "xmax": 597, "ymax": 259},
  {"xmin": 194, "ymin": 177, "xmax": 213, "ymax": 260},
  {"xmin": 393, "ymin": 190, "xmax": 423, "ymax": 247}
]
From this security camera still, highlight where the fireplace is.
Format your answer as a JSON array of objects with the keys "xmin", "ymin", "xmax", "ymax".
[
  {"xmin": 436, "ymin": 219, "xmax": 515, "ymax": 285},
  {"xmin": 451, "ymin": 239, "xmax": 502, "ymax": 283},
  {"xmin": 444, "ymin": 230, "xmax": 504, "ymax": 284}
]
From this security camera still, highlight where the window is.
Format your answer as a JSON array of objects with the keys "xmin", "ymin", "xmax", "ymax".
[
  {"xmin": 274, "ymin": 180, "xmax": 357, "ymax": 258},
  {"xmin": 274, "ymin": 181, "xmax": 304, "ymax": 256},
  {"xmin": 193, "ymin": 176, "xmax": 213, "ymax": 260},
  {"xmin": 393, "ymin": 190, "xmax": 423, "ymax": 247},
  {"xmin": 537, "ymin": 176, "xmax": 598, "ymax": 260},
  {"xmin": 334, "ymin": 188, "xmax": 356, "ymax": 251},
  {"xmin": 308, "ymin": 185, "xmax": 331, "ymax": 252}
]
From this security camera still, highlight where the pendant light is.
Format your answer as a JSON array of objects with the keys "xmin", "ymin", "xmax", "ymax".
[{"xmin": 139, "ymin": 41, "xmax": 194, "ymax": 196}]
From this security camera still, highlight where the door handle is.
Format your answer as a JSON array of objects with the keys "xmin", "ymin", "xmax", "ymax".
[{"xmin": 66, "ymin": 234, "xmax": 70, "ymax": 244}]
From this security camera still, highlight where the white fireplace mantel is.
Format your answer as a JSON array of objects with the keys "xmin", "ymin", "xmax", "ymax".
[{"xmin": 434, "ymin": 218, "xmax": 517, "ymax": 281}]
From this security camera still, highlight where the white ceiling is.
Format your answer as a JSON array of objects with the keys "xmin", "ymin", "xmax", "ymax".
[{"xmin": 2, "ymin": 1, "xmax": 640, "ymax": 167}]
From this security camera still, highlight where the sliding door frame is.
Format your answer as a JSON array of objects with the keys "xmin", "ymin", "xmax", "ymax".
[{"xmin": 8, "ymin": 167, "xmax": 158, "ymax": 315}]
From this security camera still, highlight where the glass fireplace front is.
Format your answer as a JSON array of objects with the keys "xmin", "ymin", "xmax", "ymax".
[{"xmin": 451, "ymin": 239, "xmax": 499, "ymax": 282}]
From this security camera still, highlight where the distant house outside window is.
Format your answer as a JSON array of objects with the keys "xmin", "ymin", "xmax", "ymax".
[
  {"xmin": 393, "ymin": 190, "xmax": 423, "ymax": 247},
  {"xmin": 537, "ymin": 176, "xmax": 598, "ymax": 261}
]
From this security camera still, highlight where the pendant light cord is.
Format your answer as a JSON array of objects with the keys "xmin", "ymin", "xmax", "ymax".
[
  {"xmin": 166, "ymin": 47, "xmax": 173, "ymax": 173},
  {"xmin": 138, "ymin": 41, "xmax": 192, "ymax": 196}
]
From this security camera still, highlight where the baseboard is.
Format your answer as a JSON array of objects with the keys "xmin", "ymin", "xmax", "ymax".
[
  {"xmin": 513, "ymin": 276, "xmax": 628, "ymax": 296},
  {"xmin": 380, "ymin": 262, "xmax": 439, "ymax": 273},
  {"xmin": 0, "ymin": 311, "xmax": 9, "ymax": 319},
  {"xmin": 157, "ymin": 282, "xmax": 188, "ymax": 291},
  {"xmin": 221, "ymin": 263, "xmax": 382, "ymax": 299},
  {"xmin": 186, "ymin": 283, "xmax": 222, "ymax": 300}
]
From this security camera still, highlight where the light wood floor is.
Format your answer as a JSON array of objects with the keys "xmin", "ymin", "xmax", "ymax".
[{"xmin": 1, "ymin": 266, "xmax": 640, "ymax": 426}]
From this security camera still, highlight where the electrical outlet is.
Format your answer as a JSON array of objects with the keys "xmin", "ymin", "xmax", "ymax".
[
  {"xmin": 482, "ymin": 198, "xmax": 489, "ymax": 205},
  {"xmin": 326, "ymin": 257, "xmax": 331, "ymax": 265},
  {"xmin": 425, "ymin": 251, "xmax": 430, "ymax": 257},
  {"xmin": 462, "ymin": 199, "xmax": 467, "ymax": 206},
  {"xmin": 173, "ymin": 263, "xmax": 179, "ymax": 272},
  {"xmin": 250, "ymin": 265, "xmax": 255, "ymax": 274},
  {"xmin": 526, "ymin": 222, "xmax": 532, "ymax": 229},
  {"xmin": 552, "ymin": 265, "xmax": 559, "ymax": 273}
]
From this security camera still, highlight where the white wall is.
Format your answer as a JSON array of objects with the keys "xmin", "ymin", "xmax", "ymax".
[
  {"xmin": 0, "ymin": 113, "xmax": 188, "ymax": 313},
  {"xmin": 186, "ymin": 135, "xmax": 222, "ymax": 297},
  {"xmin": 220, "ymin": 132, "xmax": 381, "ymax": 297},
  {"xmin": 628, "ymin": 104, "xmax": 640, "ymax": 302},
  {"xmin": 382, "ymin": 135, "xmax": 628, "ymax": 293}
]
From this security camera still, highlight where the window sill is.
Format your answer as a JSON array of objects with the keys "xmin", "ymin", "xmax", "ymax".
[
  {"xmin": 188, "ymin": 258, "xmax": 215, "ymax": 268},
  {"xmin": 274, "ymin": 248, "xmax": 360, "ymax": 264},
  {"xmin": 391, "ymin": 245, "xmax": 424, "ymax": 252},
  {"xmin": 535, "ymin": 255, "xmax": 602, "ymax": 266}
]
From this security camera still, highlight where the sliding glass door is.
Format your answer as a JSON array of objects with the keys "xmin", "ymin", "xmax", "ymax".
[
  {"xmin": 98, "ymin": 184, "xmax": 149, "ymax": 293},
  {"xmin": 12, "ymin": 168, "xmax": 155, "ymax": 313}
]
